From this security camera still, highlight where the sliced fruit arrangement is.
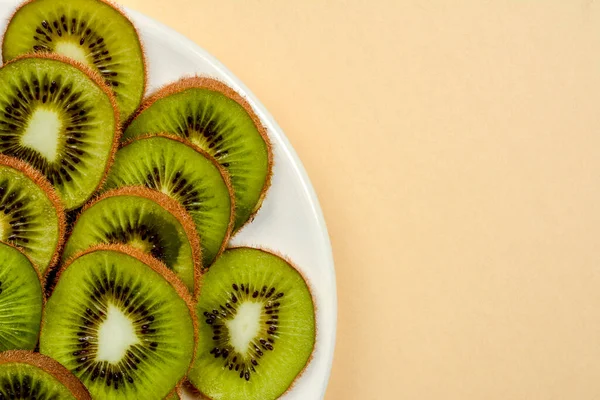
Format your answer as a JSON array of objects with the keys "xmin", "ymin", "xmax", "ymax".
[
  {"xmin": 0, "ymin": 0, "xmax": 316, "ymax": 399},
  {"xmin": 0, "ymin": 243, "xmax": 43, "ymax": 352},
  {"xmin": 40, "ymin": 245, "xmax": 196, "ymax": 400},
  {"xmin": 123, "ymin": 77, "xmax": 273, "ymax": 231},
  {"xmin": 0, "ymin": 53, "xmax": 119, "ymax": 210},
  {"xmin": 104, "ymin": 134, "xmax": 234, "ymax": 267},
  {"xmin": 0, "ymin": 155, "xmax": 64, "ymax": 273},
  {"xmin": 188, "ymin": 248, "xmax": 316, "ymax": 400},
  {"xmin": 3, "ymin": 0, "xmax": 146, "ymax": 122},
  {"xmin": 0, "ymin": 350, "xmax": 91, "ymax": 399},
  {"xmin": 62, "ymin": 186, "xmax": 201, "ymax": 295}
]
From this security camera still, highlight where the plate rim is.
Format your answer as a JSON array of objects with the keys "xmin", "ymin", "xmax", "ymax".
[{"xmin": 124, "ymin": 7, "xmax": 338, "ymax": 400}]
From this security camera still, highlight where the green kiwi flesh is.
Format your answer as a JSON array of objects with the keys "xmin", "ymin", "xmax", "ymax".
[
  {"xmin": 62, "ymin": 186, "xmax": 201, "ymax": 294},
  {"xmin": 0, "ymin": 54, "xmax": 119, "ymax": 210},
  {"xmin": 0, "ymin": 155, "xmax": 64, "ymax": 273},
  {"xmin": 188, "ymin": 247, "xmax": 315, "ymax": 400},
  {"xmin": 3, "ymin": 0, "xmax": 145, "ymax": 122},
  {"xmin": 0, "ymin": 350, "xmax": 91, "ymax": 399},
  {"xmin": 39, "ymin": 245, "xmax": 196, "ymax": 400},
  {"xmin": 104, "ymin": 135, "xmax": 233, "ymax": 267},
  {"xmin": 123, "ymin": 78, "xmax": 272, "ymax": 231},
  {"xmin": 0, "ymin": 243, "xmax": 43, "ymax": 352}
]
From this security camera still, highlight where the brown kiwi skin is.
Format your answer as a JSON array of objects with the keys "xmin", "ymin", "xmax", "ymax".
[
  {"xmin": 60, "ymin": 185, "xmax": 203, "ymax": 298},
  {"xmin": 2, "ymin": 0, "xmax": 148, "ymax": 119},
  {"xmin": 179, "ymin": 381, "xmax": 208, "ymax": 399},
  {"xmin": 46, "ymin": 243, "xmax": 199, "ymax": 384},
  {"xmin": 189, "ymin": 246, "xmax": 317, "ymax": 399},
  {"xmin": 124, "ymin": 77, "xmax": 273, "ymax": 234},
  {"xmin": 118, "ymin": 133, "xmax": 236, "ymax": 267},
  {"xmin": 0, "ymin": 350, "xmax": 92, "ymax": 399},
  {"xmin": 1, "ymin": 52, "xmax": 122, "ymax": 211},
  {"xmin": 0, "ymin": 154, "xmax": 66, "ymax": 275},
  {"xmin": 165, "ymin": 385, "xmax": 184, "ymax": 399}
]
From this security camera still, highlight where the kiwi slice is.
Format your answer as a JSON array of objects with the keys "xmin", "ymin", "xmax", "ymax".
[
  {"xmin": 124, "ymin": 77, "xmax": 272, "ymax": 231},
  {"xmin": 0, "ymin": 350, "xmax": 91, "ymax": 399},
  {"xmin": 0, "ymin": 243, "xmax": 43, "ymax": 352},
  {"xmin": 0, "ymin": 155, "xmax": 65, "ymax": 273},
  {"xmin": 188, "ymin": 247, "xmax": 316, "ymax": 400},
  {"xmin": 39, "ymin": 245, "xmax": 197, "ymax": 400},
  {"xmin": 104, "ymin": 134, "xmax": 234, "ymax": 267},
  {"xmin": 62, "ymin": 186, "xmax": 201, "ymax": 295},
  {"xmin": 2, "ymin": 0, "xmax": 145, "ymax": 122},
  {"xmin": 0, "ymin": 53, "xmax": 119, "ymax": 210}
]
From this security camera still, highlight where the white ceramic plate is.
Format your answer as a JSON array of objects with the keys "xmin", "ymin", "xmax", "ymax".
[{"xmin": 0, "ymin": 0, "xmax": 337, "ymax": 399}]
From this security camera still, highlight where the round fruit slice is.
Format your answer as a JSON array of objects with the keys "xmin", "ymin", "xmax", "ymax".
[
  {"xmin": 0, "ymin": 53, "xmax": 119, "ymax": 210},
  {"xmin": 0, "ymin": 155, "xmax": 65, "ymax": 273},
  {"xmin": 104, "ymin": 134, "xmax": 234, "ymax": 267},
  {"xmin": 188, "ymin": 247, "xmax": 316, "ymax": 400},
  {"xmin": 62, "ymin": 186, "xmax": 201, "ymax": 295},
  {"xmin": 0, "ymin": 350, "xmax": 91, "ymax": 399},
  {"xmin": 123, "ymin": 78, "xmax": 272, "ymax": 231},
  {"xmin": 40, "ymin": 245, "xmax": 196, "ymax": 400},
  {"xmin": 2, "ymin": 0, "xmax": 145, "ymax": 122},
  {"xmin": 0, "ymin": 243, "xmax": 43, "ymax": 352}
]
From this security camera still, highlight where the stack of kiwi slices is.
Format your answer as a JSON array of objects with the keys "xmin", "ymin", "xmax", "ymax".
[{"xmin": 0, "ymin": 0, "xmax": 316, "ymax": 399}]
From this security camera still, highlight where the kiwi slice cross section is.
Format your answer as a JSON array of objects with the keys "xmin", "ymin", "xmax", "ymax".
[
  {"xmin": 0, "ymin": 155, "xmax": 65, "ymax": 273},
  {"xmin": 62, "ymin": 186, "xmax": 201, "ymax": 295},
  {"xmin": 3, "ymin": 0, "xmax": 146, "ymax": 122},
  {"xmin": 124, "ymin": 78, "xmax": 272, "ymax": 231},
  {"xmin": 188, "ymin": 247, "xmax": 316, "ymax": 400},
  {"xmin": 39, "ymin": 245, "xmax": 196, "ymax": 400},
  {"xmin": 0, "ymin": 351, "xmax": 91, "ymax": 399},
  {"xmin": 0, "ymin": 243, "xmax": 44, "ymax": 352},
  {"xmin": 104, "ymin": 134, "xmax": 234, "ymax": 267},
  {"xmin": 0, "ymin": 54, "xmax": 119, "ymax": 210}
]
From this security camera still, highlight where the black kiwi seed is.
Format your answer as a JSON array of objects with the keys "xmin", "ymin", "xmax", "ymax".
[
  {"xmin": 63, "ymin": 269, "xmax": 165, "ymax": 389},
  {"xmin": 61, "ymin": 187, "xmax": 202, "ymax": 294},
  {"xmin": 202, "ymin": 282, "xmax": 285, "ymax": 381},
  {"xmin": 0, "ymin": 179, "xmax": 36, "ymax": 248},
  {"xmin": 31, "ymin": 16, "xmax": 117, "ymax": 85},
  {"xmin": 40, "ymin": 249, "xmax": 198, "ymax": 400},
  {"xmin": 0, "ymin": 46, "xmax": 125, "ymax": 209}
]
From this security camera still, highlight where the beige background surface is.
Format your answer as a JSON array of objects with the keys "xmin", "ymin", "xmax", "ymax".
[{"xmin": 117, "ymin": 1, "xmax": 600, "ymax": 399}]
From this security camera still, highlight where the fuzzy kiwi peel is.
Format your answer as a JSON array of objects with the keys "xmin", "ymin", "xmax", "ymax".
[
  {"xmin": 0, "ymin": 154, "xmax": 66, "ymax": 274},
  {"xmin": 188, "ymin": 247, "xmax": 316, "ymax": 400},
  {"xmin": 165, "ymin": 387, "xmax": 181, "ymax": 400},
  {"xmin": 61, "ymin": 186, "xmax": 202, "ymax": 296},
  {"xmin": 0, "ymin": 350, "xmax": 92, "ymax": 399},
  {"xmin": 123, "ymin": 77, "xmax": 273, "ymax": 232},
  {"xmin": 2, "ymin": 0, "xmax": 146, "ymax": 122},
  {"xmin": 0, "ymin": 53, "xmax": 121, "ymax": 210},
  {"xmin": 40, "ymin": 244, "xmax": 198, "ymax": 400},
  {"xmin": 105, "ymin": 133, "xmax": 235, "ymax": 267}
]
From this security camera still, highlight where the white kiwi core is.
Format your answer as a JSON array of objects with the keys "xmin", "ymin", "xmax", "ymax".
[
  {"xmin": 20, "ymin": 107, "xmax": 63, "ymax": 163},
  {"xmin": 54, "ymin": 41, "xmax": 90, "ymax": 65},
  {"xmin": 96, "ymin": 304, "xmax": 140, "ymax": 364},
  {"xmin": 225, "ymin": 301, "xmax": 263, "ymax": 354}
]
